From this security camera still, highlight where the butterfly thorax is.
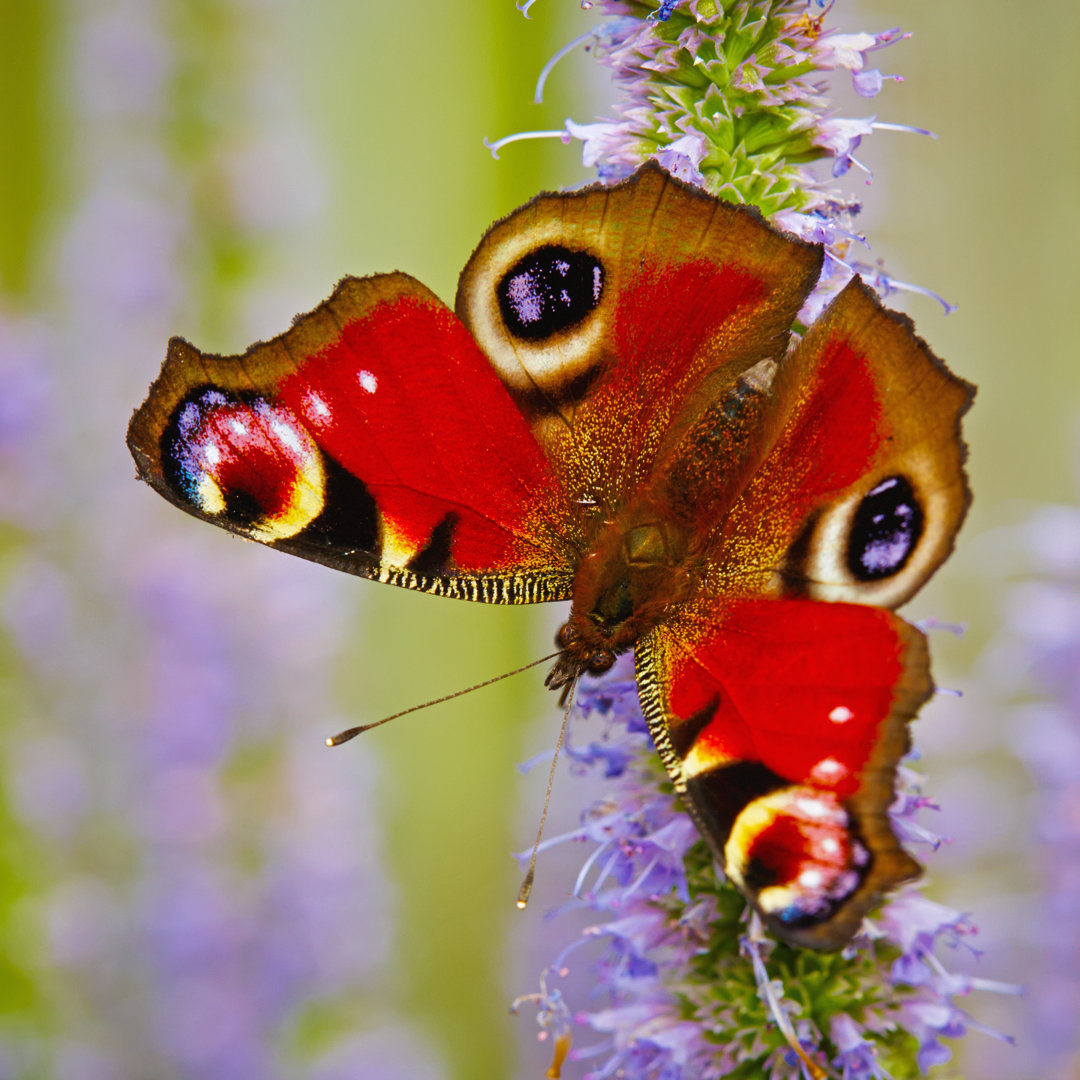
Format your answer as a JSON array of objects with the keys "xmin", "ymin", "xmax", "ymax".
[
  {"xmin": 544, "ymin": 355, "xmax": 789, "ymax": 693},
  {"xmin": 546, "ymin": 505, "xmax": 693, "ymax": 690}
]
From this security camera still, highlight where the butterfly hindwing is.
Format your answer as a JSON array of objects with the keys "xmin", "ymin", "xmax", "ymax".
[
  {"xmin": 638, "ymin": 598, "xmax": 928, "ymax": 949},
  {"xmin": 127, "ymin": 274, "xmax": 578, "ymax": 602}
]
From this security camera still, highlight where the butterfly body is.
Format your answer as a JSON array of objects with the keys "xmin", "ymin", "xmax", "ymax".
[
  {"xmin": 548, "ymin": 350, "xmax": 784, "ymax": 689},
  {"xmin": 128, "ymin": 164, "xmax": 973, "ymax": 949}
]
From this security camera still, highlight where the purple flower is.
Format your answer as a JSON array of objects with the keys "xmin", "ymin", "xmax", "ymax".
[
  {"xmin": 811, "ymin": 28, "xmax": 909, "ymax": 99},
  {"xmin": 986, "ymin": 503, "xmax": 1080, "ymax": 1073},
  {"xmin": 829, "ymin": 1014, "xmax": 890, "ymax": 1079}
]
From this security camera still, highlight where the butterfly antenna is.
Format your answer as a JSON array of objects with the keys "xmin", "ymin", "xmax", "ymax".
[
  {"xmin": 516, "ymin": 674, "xmax": 577, "ymax": 910},
  {"xmin": 325, "ymin": 652, "xmax": 561, "ymax": 747}
]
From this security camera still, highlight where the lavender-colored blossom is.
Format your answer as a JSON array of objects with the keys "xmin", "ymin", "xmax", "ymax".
[
  {"xmin": 518, "ymin": 673, "xmax": 1016, "ymax": 1079},
  {"xmin": 0, "ymin": 319, "xmax": 62, "ymax": 531},
  {"xmin": 829, "ymin": 1013, "xmax": 890, "ymax": 1079},
  {"xmin": 811, "ymin": 27, "xmax": 908, "ymax": 99},
  {"xmin": 977, "ymin": 503, "xmax": 1080, "ymax": 1075}
]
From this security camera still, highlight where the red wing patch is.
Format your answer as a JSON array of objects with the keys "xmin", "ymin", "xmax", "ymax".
[
  {"xmin": 560, "ymin": 257, "xmax": 770, "ymax": 500},
  {"xmin": 665, "ymin": 598, "xmax": 904, "ymax": 795},
  {"xmin": 274, "ymin": 292, "xmax": 571, "ymax": 574}
]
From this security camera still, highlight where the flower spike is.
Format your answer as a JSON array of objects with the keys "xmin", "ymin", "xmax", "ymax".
[{"xmin": 503, "ymin": 4, "xmax": 1006, "ymax": 1076}]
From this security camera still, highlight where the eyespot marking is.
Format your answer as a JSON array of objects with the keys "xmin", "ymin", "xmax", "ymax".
[
  {"xmin": 847, "ymin": 475, "xmax": 924, "ymax": 581},
  {"xmin": 725, "ymin": 787, "xmax": 872, "ymax": 929},
  {"xmin": 496, "ymin": 245, "xmax": 604, "ymax": 341},
  {"xmin": 161, "ymin": 387, "xmax": 324, "ymax": 541}
]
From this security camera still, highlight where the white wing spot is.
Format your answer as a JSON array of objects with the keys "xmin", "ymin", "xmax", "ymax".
[
  {"xmin": 795, "ymin": 795, "xmax": 831, "ymax": 820},
  {"xmin": 307, "ymin": 392, "xmax": 330, "ymax": 418},
  {"xmin": 811, "ymin": 757, "xmax": 847, "ymax": 783},
  {"xmin": 358, "ymin": 370, "xmax": 378, "ymax": 393},
  {"xmin": 229, "ymin": 419, "xmax": 248, "ymax": 436},
  {"xmin": 829, "ymin": 705, "xmax": 854, "ymax": 724},
  {"xmin": 270, "ymin": 418, "xmax": 303, "ymax": 455},
  {"xmin": 202, "ymin": 442, "xmax": 221, "ymax": 466}
]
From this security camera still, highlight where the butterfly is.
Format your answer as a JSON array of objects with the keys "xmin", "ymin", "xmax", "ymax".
[{"xmin": 127, "ymin": 164, "xmax": 973, "ymax": 950}]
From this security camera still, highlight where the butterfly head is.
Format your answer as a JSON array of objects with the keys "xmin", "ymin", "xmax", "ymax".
[{"xmin": 545, "ymin": 617, "xmax": 618, "ymax": 691}]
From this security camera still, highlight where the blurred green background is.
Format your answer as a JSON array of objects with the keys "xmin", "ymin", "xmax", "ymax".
[{"xmin": 0, "ymin": 1, "xmax": 1076, "ymax": 1078}]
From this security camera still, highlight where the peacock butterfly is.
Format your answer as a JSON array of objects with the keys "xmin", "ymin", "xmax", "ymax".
[{"xmin": 127, "ymin": 164, "xmax": 973, "ymax": 950}]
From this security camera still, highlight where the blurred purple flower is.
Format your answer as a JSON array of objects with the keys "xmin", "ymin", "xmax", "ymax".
[
  {"xmin": 988, "ymin": 502, "xmax": 1080, "ymax": 1074},
  {"xmin": 0, "ymin": 1, "xmax": 435, "ymax": 1076}
]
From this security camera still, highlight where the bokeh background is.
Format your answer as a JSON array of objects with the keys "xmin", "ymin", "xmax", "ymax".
[{"xmin": 0, "ymin": 1, "xmax": 1077, "ymax": 1078}]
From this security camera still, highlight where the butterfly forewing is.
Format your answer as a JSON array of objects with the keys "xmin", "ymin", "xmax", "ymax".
[
  {"xmin": 456, "ymin": 163, "xmax": 823, "ymax": 516},
  {"xmin": 713, "ymin": 277, "xmax": 975, "ymax": 607},
  {"xmin": 128, "ymin": 273, "xmax": 578, "ymax": 603}
]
